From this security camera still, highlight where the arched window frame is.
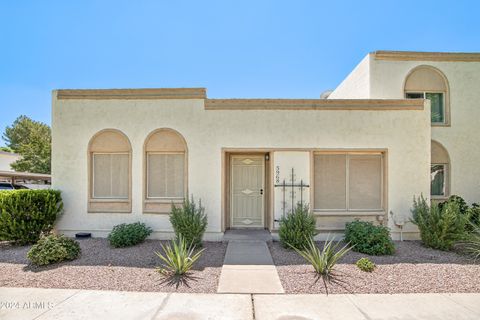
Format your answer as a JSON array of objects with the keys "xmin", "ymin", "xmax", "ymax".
[
  {"xmin": 87, "ymin": 129, "xmax": 132, "ymax": 213},
  {"xmin": 404, "ymin": 65, "xmax": 450, "ymax": 126},
  {"xmin": 143, "ymin": 128, "xmax": 188, "ymax": 214},
  {"xmin": 431, "ymin": 140, "xmax": 451, "ymax": 199}
]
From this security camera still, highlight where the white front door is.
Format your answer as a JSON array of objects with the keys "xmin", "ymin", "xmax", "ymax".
[{"xmin": 230, "ymin": 155, "xmax": 265, "ymax": 228}]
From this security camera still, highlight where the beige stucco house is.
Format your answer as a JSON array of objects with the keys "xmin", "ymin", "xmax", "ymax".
[
  {"xmin": 52, "ymin": 51, "xmax": 480, "ymax": 240},
  {"xmin": 0, "ymin": 151, "xmax": 21, "ymax": 172}
]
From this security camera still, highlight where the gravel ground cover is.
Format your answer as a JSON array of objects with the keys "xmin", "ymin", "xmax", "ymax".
[
  {"xmin": 0, "ymin": 239, "xmax": 227, "ymax": 293},
  {"xmin": 269, "ymin": 241, "xmax": 480, "ymax": 294}
]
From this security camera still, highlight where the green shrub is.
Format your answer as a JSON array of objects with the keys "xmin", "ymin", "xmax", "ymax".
[
  {"xmin": 411, "ymin": 195, "xmax": 467, "ymax": 251},
  {"xmin": 27, "ymin": 234, "xmax": 80, "ymax": 266},
  {"xmin": 0, "ymin": 190, "xmax": 63, "ymax": 245},
  {"xmin": 155, "ymin": 235, "xmax": 204, "ymax": 276},
  {"xmin": 279, "ymin": 203, "xmax": 317, "ymax": 249},
  {"xmin": 439, "ymin": 195, "xmax": 480, "ymax": 231},
  {"xmin": 291, "ymin": 236, "xmax": 350, "ymax": 294},
  {"xmin": 438, "ymin": 195, "xmax": 469, "ymax": 215},
  {"xmin": 108, "ymin": 222, "xmax": 152, "ymax": 248},
  {"xmin": 460, "ymin": 226, "xmax": 480, "ymax": 261},
  {"xmin": 170, "ymin": 196, "xmax": 207, "ymax": 248},
  {"xmin": 356, "ymin": 257, "xmax": 375, "ymax": 272},
  {"xmin": 467, "ymin": 203, "xmax": 480, "ymax": 229},
  {"xmin": 344, "ymin": 220, "xmax": 395, "ymax": 255}
]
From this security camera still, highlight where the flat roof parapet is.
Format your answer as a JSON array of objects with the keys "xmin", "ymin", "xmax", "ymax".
[
  {"xmin": 373, "ymin": 50, "xmax": 480, "ymax": 62},
  {"xmin": 56, "ymin": 88, "xmax": 207, "ymax": 100},
  {"xmin": 204, "ymin": 99, "xmax": 425, "ymax": 110}
]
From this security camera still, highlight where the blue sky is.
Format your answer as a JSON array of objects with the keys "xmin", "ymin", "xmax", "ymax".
[{"xmin": 1, "ymin": 0, "xmax": 479, "ymax": 146}]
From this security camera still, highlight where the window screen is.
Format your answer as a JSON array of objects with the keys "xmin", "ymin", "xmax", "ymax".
[
  {"xmin": 93, "ymin": 153, "xmax": 129, "ymax": 198},
  {"xmin": 147, "ymin": 153, "xmax": 184, "ymax": 198},
  {"xmin": 348, "ymin": 156, "xmax": 382, "ymax": 210},
  {"xmin": 314, "ymin": 153, "xmax": 383, "ymax": 211},
  {"xmin": 314, "ymin": 154, "xmax": 347, "ymax": 210}
]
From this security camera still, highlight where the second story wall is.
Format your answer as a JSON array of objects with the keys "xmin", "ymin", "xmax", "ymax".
[
  {"xmin": 328, "ymin": 55, "xmax": 371, "ymax": 99},
  {"xmin": 368, "ymin": 54, "xmax": 480, "ymax": 204}
]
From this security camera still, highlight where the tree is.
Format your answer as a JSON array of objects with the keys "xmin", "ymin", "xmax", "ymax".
[{"xmin": 2, "ymin": 115, "xmax": 51, "ymax": 174}]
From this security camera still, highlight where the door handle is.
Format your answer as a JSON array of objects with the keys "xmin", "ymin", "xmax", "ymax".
[{"xmin": 260, "ymin": 189, "xmax": 264, "ymax": 195}]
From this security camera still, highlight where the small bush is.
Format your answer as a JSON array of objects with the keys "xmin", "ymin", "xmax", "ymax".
[
  {"xmin": 279, "ymin": 203, "xmax": 317, "ymax": 249},
  {"xmin": 27, "ymin": 234, "xmax": 80, "ymax": 266},
  {"xmin": 439, "ymin": 195, "xmax": 479, "ymax": 231},
  {"xmin": 344, "ymin": 221, "xmax": 395, "ymax": 255},
  {"xmin": 170, "ymin": 196, "xmax": 207, "ymax": 248},
  {"xmin": 291, "ymin": 236, "xmax": 350, "ymax": 294},
  {"xmin": 155, "ymin": 235, "xmax": 204, "ymax": 276},
  {"xmin": 108, "ymin": 222, "xmax": 152, "ymax": 248},
  {"xmin": 467, "ymin": 203, "xmax": 480, "ymax": 230},
  {"xmin": 0, "ymin": 190, "xmax": 63, "ymax": 245},
  {"xmin": 411, "ymin": 195, "xmax": 467, "ymax": 251},
  {"xmin": 438, "ymin": 195, "xmax": 469, "ymax": 215},
  {"xmin": 460, "ymin": 226, "xmax": 480, "ymax": 261},
  {"xmin": 356, "ymin": 257, "xmax": 375, "ymax": 272}
]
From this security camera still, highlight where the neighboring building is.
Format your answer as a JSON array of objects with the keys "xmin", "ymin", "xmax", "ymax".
[
  {"xmin": 51, "ymin": 51, "xmax": 480, "ymax": 240},
  {"xmin": 0, "ymin": 151, "xmax": 21, "ymax": 172},
  {"xmin": 0, "ymin": 151, "xmax": 51, "ymax": 188}
]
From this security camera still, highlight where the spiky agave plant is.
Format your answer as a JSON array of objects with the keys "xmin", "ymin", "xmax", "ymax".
[
  {"xmin": 155, "ymin": 235, "xmax": 204, "ymax": 277},
  {"xmin": 290, "ymin": 236, "xmax": 351, "ymax": 294}
]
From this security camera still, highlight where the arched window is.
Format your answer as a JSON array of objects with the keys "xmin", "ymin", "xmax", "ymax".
[
  {"xmin": 88, "ymin": 129, "xmax": 132, "ymax": 212},
  {"xmin": 144, "ymin": 128, "xmax": 187, "ymax": 213},
  {"xmin": 404, "ymin": 66, "xmax": 450, "ymax": 125},
  {"xmin": 431, "ymin": 140, "xmax": 450, "ymax": 198}
]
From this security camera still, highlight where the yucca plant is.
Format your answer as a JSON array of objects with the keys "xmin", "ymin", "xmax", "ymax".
[
  {"xmin": 155, "ymin": 235, "xmax": 204, "ymax": 277},
  {"xmin": 289, "ymin": 236, "xmax": 351, "ymax": 294}
]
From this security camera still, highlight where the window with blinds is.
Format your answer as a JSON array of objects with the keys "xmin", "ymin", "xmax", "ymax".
[
  {"xmin": 92, "ymin": 153, "xmax": 129, "ymax": 199},
  {"xmin": 147, "ymin": 153, "xmax": 185, "ymax": 199},
  {"xmin": 406, "ymin": 92, "xmax": 445, "ymax": 123},
  {"xmin": 404, "ymin": 66, "xmax": 449, "ymax": 125},
  {"xmin": 314, "ymin": 153, "xmax": 383, "ymax": 211},
  {"xmin": 431, "ymin": 140, "xmax": 450, "ymax": 198}
]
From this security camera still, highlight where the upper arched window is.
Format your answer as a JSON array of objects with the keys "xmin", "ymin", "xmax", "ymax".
[
  {"xmin": 404, "ymin": 66, "xmax": 450, "ymax": 125},
  {"xmin": 143, "ymin": 129, "xmax": 187, "ymax": 212},
  {"xmin": 88, "ymin": 129, "xmax": 132, "ymax": 212},
  {"xmin": 431, "ymin": 140, "xmax": 450, "ymax": 198}
]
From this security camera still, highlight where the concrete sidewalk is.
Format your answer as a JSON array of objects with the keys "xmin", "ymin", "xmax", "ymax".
[
  {"xmin": 1, "ymin": 287, "xmax": 480, "ymax": 320},
  {"xmin": 0, "ymin": 287, "xmax": 252, "ymax": 320},
  {"xmin": 217, "ymin": 240, "xmax": 284, "ymax": 293}
]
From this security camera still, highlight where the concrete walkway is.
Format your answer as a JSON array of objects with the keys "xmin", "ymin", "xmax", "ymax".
[
  {"xmin": 217, "ymin": 230, "xmax": 283, "ymax": 293},
  {"xmin": 0, "ymin": 287, "xmax": 252, "ymax": 320},
  {"xmin": 222, "ymin": 229, "xmax": 273, "ymax": 242},
  {"xmin": 2, "ymin": 287, "xmax": 480, "ymax": 320}
]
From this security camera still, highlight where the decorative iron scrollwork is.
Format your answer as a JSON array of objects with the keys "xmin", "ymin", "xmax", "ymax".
[{"xmin": 274, "ymin": 167, "xmax": 309, "ymax": 217}]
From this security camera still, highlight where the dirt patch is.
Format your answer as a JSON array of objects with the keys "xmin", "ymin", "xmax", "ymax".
[
  {"xmin": 269, "ymin": 241, "xmax": 480, "ymax": 294},
  {"xmin": 0, "ymin": 239, "xmax": 227, "ymax": 293}
]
